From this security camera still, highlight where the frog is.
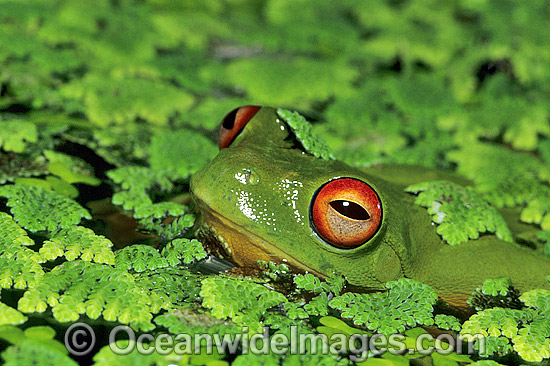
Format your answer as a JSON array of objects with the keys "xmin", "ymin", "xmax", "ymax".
[{"xmin": 190, "ymin": 106, "xmax": 550, "ymax": 310}]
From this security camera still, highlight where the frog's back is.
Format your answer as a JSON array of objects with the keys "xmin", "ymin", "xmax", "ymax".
[
  {"xmin": 361, "ymin": 163, "xmax": 550, "ymax": 308},
  {"xmin": 359, "ymin": 164, "xmax": 472, "ymax": 189}
]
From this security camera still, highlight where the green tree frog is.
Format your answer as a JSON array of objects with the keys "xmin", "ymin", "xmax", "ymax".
[{"xmin": 190, "ymin": 106, "xmax": 550, "ymax": 309}]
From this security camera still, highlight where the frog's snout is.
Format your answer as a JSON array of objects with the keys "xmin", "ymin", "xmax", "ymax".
[{"xmin": 190, "ymin": 149, "xmax": 243, "ymax": 209}]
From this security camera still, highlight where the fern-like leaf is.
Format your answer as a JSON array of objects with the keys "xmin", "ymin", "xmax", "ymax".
[
  {"xmin": 0, "ymin": 212, "xmax": 44, "ymax": 289},
  {"xmin": 162, "ymin": 238, "xmax": 207, "ymax": 266},
  {"xmin": 406, "ymin": 180, "xmax": 513, "ymax": 245},
  {"xmin": 0, "ymin": 185, "xmax": 91, "ymax": 232},
  {"xmin": 40, "ymin": 226, "xmax": 114, "ymax": 264},
  {"xmin": 329, "ymin": 278, "xmax": 438, "ymax": 335},
  {"xmin": 0, "ymin": 121, "xmax": 38, "ymax": 153},
  {"xmin": 18, "ymin": 261, "xmax": 173, "ymax": 331},
  {"xmin": 0, "ymin": 303, "xmax": 27, "ymax": 325},
  {"xmin": 115, "ymin": 245, "xmax": 168, "ymax": 273}
]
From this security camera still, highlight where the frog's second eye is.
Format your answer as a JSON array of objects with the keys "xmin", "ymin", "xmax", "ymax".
[
  {"xmin": 218, "ymin": 105, "xmax": 261, "ymax": 149},
  {"xmin": 311, "ymin": 178, "xmax": 382, "ymax": 248}
]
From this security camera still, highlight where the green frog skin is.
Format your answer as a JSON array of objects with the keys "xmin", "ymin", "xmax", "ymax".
[{"xmin": 190, "ymin": 106, "xmax": 550, "ymax": 309}]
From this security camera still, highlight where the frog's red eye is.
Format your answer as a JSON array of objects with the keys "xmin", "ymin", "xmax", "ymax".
[
  {"xmin": 311, "ymin": 178, "xmax": 382, "ymax": 248},
  {"xmin": 218, "ymin": 105, "xmax": 261, "ymax": 149}
]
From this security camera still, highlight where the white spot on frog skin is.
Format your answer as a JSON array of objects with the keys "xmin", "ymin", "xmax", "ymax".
[
  {"xmin": 234, "ymin": 171, "xmax": 248, "ymax": 184},
  {"xmin": 229, "ymin": 177, "xmax": 305, "ymax": 231},
  {"xmin": 233, "ymin": 188, "xmax": 278, "ymax": 230},
  {"xmin": 236, "ymin": 190, "xmax": 256, "ymax": 220},
  {"xmin": 276, "ymin": 178, "xmax": 305, "ymax": 225}
]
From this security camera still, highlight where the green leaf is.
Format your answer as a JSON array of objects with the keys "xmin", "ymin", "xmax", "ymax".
[
  {"xmin": 0, "ymin": 302, "xmax": 27, "ymax": 325},
  {"xmin": 0, "ymin": 212, "xmax": 34, "ymax": 247},
  {"xmin": 93, "ymin": 340, "xmax": 195, "ymax": 366},
  {"xmin": 460, "ymin": 289, "xmax": 550, "ymax": 363},
  {"xmin": 200, "ymin": 277, "xmax": 287, "ymax": 333},
  {"xmin": 152, "ymin": 213, "xmax": 196, "ymax": 242},
  {"xmin": 277, "ymin": 109, "xmax": 335, "ymax": 160},
  {"xmin": 431, "ymin": 352, "xmax": 472, "ymax": 366},
  {"xmin": 178, "ymin": 97, "xmax": 255, "ymax": 130},
  {"xmin": 133, "ymin": 202, "xmax": 185, "ymax": 220},
  {"xmin": 0, "ymin": 153, "xmax": 48, "ymax": 185},
  {"xmin": 0, "ymin": 185, "xmax": 91, "ymax": 232},
  {"xmin": 352, "ymin": 1, "xmax": 467, "ymax": 68},
  {"xmin": 44, "ymin": 150, "xmax": 100, "ymax": 186},
  {"xmin": 434, "ymin": 314, "xmax": 461, "ymax": 332},
  {"xmin": 40, "ymin": 226, "xmax": 114, "ymax": 264},
  {"xmin": 467, "ymin": 278, "xmax": 523, "ymax": 312},
  {"xmin": 406, "ymin": 180, "xmax": 513, "ymax": 245},
  {"xmin": 303, "ymin": 292, "xmax": 329, "ymax": 316},
  {"xmin": 162, "ymin": 238, "xmax": 207, "ymax": 265},
  {"xmin": 0, "ymin": 212, "xmax": 44, "ymax": 289},
  {"xmin": 0, "ymin": 325, "xmax": 74, "ymax": 365},
  {"xmin": 36, "ymin": 0, "xmax": 156, "ymax": 66},
  {"xmin": 329, "ymin": 278, "xmax": 437, "ymax": 335},
  {"xmin": 503, "ymin": 105, "xmax": 550, "ymax": 150},
  {"xmin": 1, "ymin": 339, "xmax": 77, "ymax": 366},
  {"xmin": 14, "ymin": 176, "xmax": 79, "ymax": 199},
  {"xmin": 447, "ymin": 143, "xmax": 550, "ymax": 208},
  {"xmin": 294, "ymin": 273, "xmax": 328, "ymax": 293},
  {"xmin": 482, "ymin": 278, "xmax": 512, "ymax": 297},
  {"xmin": 60, "ymin": 75, "xmax": 194, "ymax": 127},
  {"xmin": 317, "ymin": 316, "xmax": 368, "ymax": 338},
  {"xmin": 519, "ymin": 289, "xmax": 550, "ymax": 315},
  {"xmin": 18, "ymin": 261, "xmax": 174, "ymax": 330},
  {"xmin": 284, "ymin": 302, "xmax": 309, "ymax": 320},
  {"xmin": 0, "ymin": 326, "xmax": 24, "ymax": 345},
  {"xmin": 149, "ymin": 129, "xmax": 217, "ymax": 180},
  {"xmin": 521, "ymin": 198, "xmax": 550, "ymax": 231},
  {"xmin": 538, "ymin": 231, "xmax": 550, "ymax": 258},
  {"xmin": 66, "ymin": 124, "xmax": 151, "ymax": 166},
  {"xmin": 385, "ymin": 73, "xmax": 456, "ymax": 116},
  {"xmin": 459, "ymin": 3, "xmax": 550, "ymax": 86},
  {"xmin": 321, "ymin": 79, "xmax": 407, "ymax": 166},
  {"xmin": 108, "ymin": 166, "xmax": 173, "ymax": 211},
  {"xmin": 0, "ymin": 121, "xmax": 38, "ymax": 153},
  {"xmin": 223, "ymin": 57, "xmax": 357, "ymax": 108},
  {"xmin": 115, "ymin": 245, "xmax": 168, "ymax": 273},
  {"xmin": 325, "ymin": 274, "xmax": 346, "ymax": 296},
  {"xmin": 154, "ymin": 307, "xmax": 238, "ymax": 337}
]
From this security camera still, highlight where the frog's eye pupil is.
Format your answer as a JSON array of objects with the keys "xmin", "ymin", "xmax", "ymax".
[
  {"xmin": 329, "ymin": 200, "xmax": 370, "ymax": 220},
  {"xmin": 222, "ymin": 108, "xmax": 239, "ymax": 130},
  {"xmin": 218, "ymin": 105, "xmax": 261, "ymax": 149},
  {"xmin": 311, "ymin": 178, "xmax": 382, "ymax": 249}
]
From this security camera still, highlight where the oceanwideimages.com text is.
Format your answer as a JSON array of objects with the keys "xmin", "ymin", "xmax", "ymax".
[{"xmin": 65, "ymin": 322, "xmax": 486, "ymax": 360}]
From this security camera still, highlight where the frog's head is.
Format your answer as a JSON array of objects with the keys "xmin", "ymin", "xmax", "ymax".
[{"xmin": 191, "ymin": 106, "xmax": 414, "ymax": 289}]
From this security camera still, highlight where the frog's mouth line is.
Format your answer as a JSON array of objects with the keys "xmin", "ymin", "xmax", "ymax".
[{"xmin": 195, "ymin": 200, "xmax": 325, "ymax": 278}]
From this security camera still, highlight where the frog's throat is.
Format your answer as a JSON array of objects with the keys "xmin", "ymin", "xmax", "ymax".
[{"xmin": 196, "ymin": 203, "xmax": 325, "ymax": 278}]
